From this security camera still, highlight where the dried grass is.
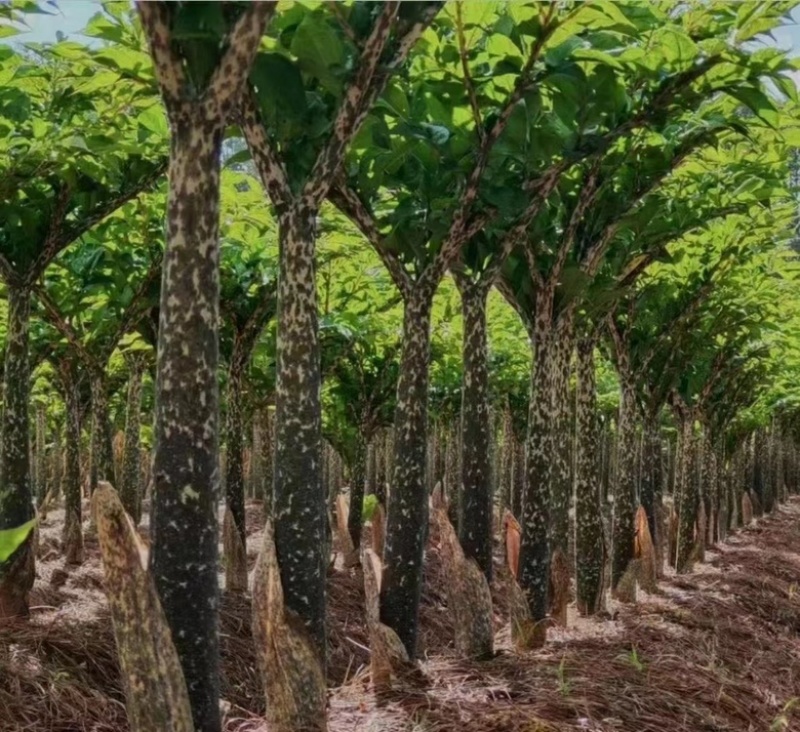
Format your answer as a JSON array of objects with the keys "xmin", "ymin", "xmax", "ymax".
[{"xmin": 0, "ymin": 613, "xmax": 125, "ymax": 732}]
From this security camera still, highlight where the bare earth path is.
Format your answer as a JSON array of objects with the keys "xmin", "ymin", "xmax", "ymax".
[{"xmin": 2, "ymin": 499, "xmax": 800, "ymax": 731}]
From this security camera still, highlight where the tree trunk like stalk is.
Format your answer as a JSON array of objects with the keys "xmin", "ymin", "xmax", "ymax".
[
  {"xmin": 519, "ymin": 288, "xmax": 555, "ymax": 642},
  {"xmin": 347, "ymin": 429, "xmax": 367, "ymax": 550},
  {"xmin": 35, "ymin": 403, "xmax": 47, "ymax": 506},
  {"xmin": 433, "ymin": 423, "xmax": 445, "ymax": 491},
  {"xmin": 500, "ymin": 404, "xmax": 514, "ymax": 511},
  {"xmin": 62, "ymin": 362, "xmax": 83, "ymax": 565},
  {"xmin": 602, "ymin": 422, "xmax": 614, "ymax": 504},
  {"xmin": 374, "ymin": 430, "xmax": 387, "ymax": 505},
  {"xmin": 273, "ymin": 206, "xmax": 326, "ymax": 656},
  {"xmin": 445, "ymin": 422, "xmax": 459, "ymax": 518},
  {"xmin": 248, "ymin": 418, "xmax": 259, "ymax": 500},
  {"xmin": 694, "ymin": 436, "xmax": 709, "ymax": 560},
  {"xmin": 380, "ymin": 292, "xmax": 433, "ymax": 657},
  {"xmin": 643, "ymin": 413, "xmax": 664, "ymax": 575},
  {"xmin": 707, "ymin": 439, "xmax": 720, "ymax": 545},
  {"xmin": 426, "ymin": 428, "xmax": 436, "ymax": 494},
  {"xmin": 778, "ymin": 428, "xmax": 788, "ymax": 503},
  {"xmin": 512, "ymin": 436, "xmax": 525, "ymax": 521},
  {"xmin": 611, "ymin": 361, "xmax": 637, "ymax": 590},
  {"xmin": 225, "ymin": 366, "xmax": 246, "ymax": 548},
  {"xmin": 384, "ymin": 429, "xmax": 394, "ymax": 504},
  {"xmin": 549, "ymin": 312, "xmax": 574, "ymax": 569},
  {"xmin": 720, "ymin": 448, "xmax": 732, "ymax": 536},
  {"xmin": 52, "ymin": 424, "xmax": 63, "ymax": 500},
  {"xmin": 120, "ymin": 356, "xmax": 145, "ymax": 523},
  {"xmin": 764, "ymin": 427, "xmax": 776, "ymax": 514},
  {"xmin": 456, "ymin": 279, "xmax": 493, "ymax": 579},
  {"xmin": 366, "ymin": 440, "xmax": 376, "ymax": 498},
  {"xmin": 0, "ymin": 285, "xmax": 34, "ymax": 618},
  {"xmin": 738, "ymin": 445, "xmax": 746, "ymax": 527},
  {"xmin": 150, "ymin": 116, "xmax": 225, "ymax": 731},
  {"xmin": 575, "ymin": 330, "xmax": 604, "ymax": 615},
  {"xmin": 752, "ymin": 430, "xmax": 764, "ymax": 510},
  {"xmin": 640, "ymin": 415, "xmax": 659, "ymax": 554},
  {"xmin": 258, "ymin": 408, "xmax": 273, "ymax": 515},
  {"xmin": 666, "ymin": 433, "xmax": 676, "ymax": 500},
  {"xmin": 90, "ymin": 372, "xmax": 115, "ymax": 492},
  {"xmin": 716, "ymin": 443, "xmax": 728, "ymax": 540},
  {"xmin": 675, "ymin": 416, "xmax": 696, "ymax": 573}
]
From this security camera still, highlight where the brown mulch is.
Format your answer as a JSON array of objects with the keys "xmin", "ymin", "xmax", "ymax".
[{"xmin": 3, "ymin": 499, "xmax": 800, "ymax": 731}]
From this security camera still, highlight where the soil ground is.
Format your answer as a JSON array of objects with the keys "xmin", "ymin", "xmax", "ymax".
[{"xmin": 2, "ymin": 497, "xmax": 800, "ymax": 731}]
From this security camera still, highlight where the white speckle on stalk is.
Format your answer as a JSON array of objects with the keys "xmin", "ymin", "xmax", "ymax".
[{"xmin": 181, "ymin": 485, "xmax": 201, "ymax": 503}]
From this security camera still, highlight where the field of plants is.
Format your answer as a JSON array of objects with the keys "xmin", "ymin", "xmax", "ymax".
[{"xmin": 2, "ymin": 1, "xmax": 800, "ymax": 731}]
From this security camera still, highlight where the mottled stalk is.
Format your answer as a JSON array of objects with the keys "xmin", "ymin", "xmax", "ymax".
[
  {"xmin": 52, "ymin": 422, "xmax": 63, "ymax": 499},
  {"xmin": 90, "ymin": 372, "xmax": 115, "ymax": 491},
  {"xmin": 258, "ymin": 408, "xmax": 273, "ymax": 515},
  {"xmin": 706, "ymin": 439, "xmax": 720, "ymax": 545},
  {"xmin": 120, "ymin": 356, "xmax": 145, "ymax": 523},
  {"xmin": 348, "ymin": 429, "xmax": 367, "ymax": 551},
  {"xmin": 381, "ymin": 292, "xmax": 433, "ymax": 657},
  {"xmin": 374, "ymin": 430, "xmax": 388, "ymax": 506},
  {"xmin": 512, "ymin": 436, "xmax": 525, "ymax": 521},
  {"xmin": 34, "ymin": 402, "xmax": 47, "ymax": 505},
  {"xmin": 366, "ymin": 441, "xmax": 377, "ymax": 498},
  {"xmin": 455, "ymin": 278, "xmax": 493, "ymax": 579},
  {"xmin": 147, "ymin": 109, "xmax": 227, "ymax": 731},
  {"xmin": 575, "ymin": 330, "xmax": 604, "ymax": 615},
  {"xmin": 549, "ymin": 311, "xmax": 574, "ymax": 570},
  {"xmin": 139, "ymin": 3, "xmax": 269, "ymax": 725},
  {"xmin": 640, "ymin": 416, "xmax": 658, "ymax": 548},
  {"xmin": 225, "ymin": 365, "xmax": 246, "ymax": 547},
  {"xmin": 0, "ymin": 284, "xmax": 34, "ymax": 617},
  {"xmin": 752, "ymin": 430, "xmax": 765, "ymax": 509},
  {"xmin": 60, "ymin": 359, "xmax": 84, "ymax": 565},
  {"xmin": 445, "ymin": 422, "xmax": 459, "ymax": 515},
  {"xmin": 273, "ymin": 206, "xmax": 326, "ymax": 654},
  {"xmin": 764, "ymin": 427, "xmax": 776, "ymax": 514},
  {"xmin": 500, "ymin": 405, "xmax": 514, "ymax": 511},
  {"xmin": 611, "ymin": 351, "xmax": 637, "ymax": 590},
  {"xmin": 519, "ymin": 289, "xmax": 554, "ymax": 635},
  {"xmin": 675, "ymin": 416, "xmax": 696, "ymax": 573}
]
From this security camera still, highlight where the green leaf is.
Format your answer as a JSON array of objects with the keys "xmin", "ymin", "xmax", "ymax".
[
  {"xmin": 94, "ymin": 46, "xmax": 154, "ymax": 83},
  {"xmin": 224, "ymin": 148, "xmax": 252, "ymax": 169},
  {"xmin": 49, "ymin": 41, "xmax": 90, "ymax": 60},
  {"xmin": 0, "ymin": 519, "xmax": 36, "ymax": 562},
  {"xmin": 31, "ymin": 118, "xmax": 47, "ymax": 139},
  {"xmin": 138, "ymin": 103, "xmax": 168, "ymax": 137},
  {"xmin": 66, "ymin": 135, "xmax": 91, "ymax": 152},
  {"xmin": 726, "ymin": 86, "xmax": 779, "ymax": 128},
  {"xmin": 576, "ymin": 1, "xmax": 638, "ymax": 35},
  {"xmin": 776, "ymin": 74, "xmax": 798, "ymax": 104},
  {"xmin": 736, "ymin": 16, "xmax": 780, "ymax": 43},
  {"xmin": 362, "ymin": 493, "xmax": 379, "ymax": 522},
  {"xmin": 83, "ymin": 11, "xmax": 124, "ymax": 43},
  {"xmin": 250, "ymin": 52, "xmax": 308, "ymax": 126},
  {"xmin": 420, "ymin": 122, "xmax": 450, "ymax": 146},
  {"xmin": 75, "ymin": 69, "xmax": 121, "ymax": 95},
  {"xmin": 0, "ymin": 87, "xmax": 30, "ymax": 123},
  {"xmin": 289, "ymin": 11, "xmax": 346, "ymax": 94},
  {"xmin": 572, "ymin": 47, "xmax": 624, "ymax": 70},
  {"xmin": 377, "ymin": 82, "xmax": 409, "ymax": 120},
  {"xmin": 652, "ymin": 27, "xmax": 698, "ymax": 68}
]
